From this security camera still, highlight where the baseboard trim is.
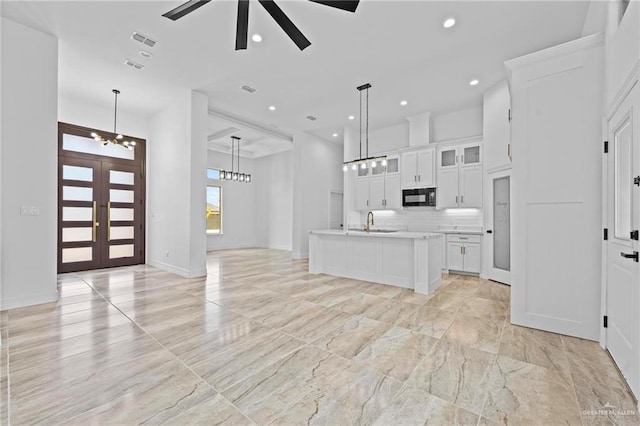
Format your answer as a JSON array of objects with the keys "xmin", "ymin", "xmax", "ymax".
[
  {"xmin": 292, "ymin": 251, "xmax": 308, "ymax": 260},
  {"xmin": 0, "ymin": 290, "xmax": 59, "ymax": 311},
  {"xmin": 147, "ymin": 259, "xmax": 206, "ymax": 278}
]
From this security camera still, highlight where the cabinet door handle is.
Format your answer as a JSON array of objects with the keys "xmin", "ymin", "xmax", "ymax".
[
  {"xmin": 508, "ymin": 143, "xmax": 511, "ymax": 159},
  {"xmin": 414, "ymin": 175, "xmax": 417, "ymax": 182},
  {"xmin": 461, "ymin": 195, "xmax": 464, "ymax": 204},
  {"xmin": 460, "ymin": 246, "xmax": 463, "ymax": 255},
  {"xmin": 456, "ymin": 195, "xmax": 458, "ymax": 204},
  {"xmin": 455, "ymin": 155, "xmax": 458, "ymax": 164},
  {"xmin": 367, "ymin": 200, "xmax": 369, "ymax": 207},
  {"xmin": 463, "ymin": 246, "xmax": 466, "ymax": 255},
  {"xmin": 461, "ymin": 155, "xmax": 464, "ymax": 163},
  {"xmin": 418, "ymin": 175, "xmax": 421, "ymax": 182}
]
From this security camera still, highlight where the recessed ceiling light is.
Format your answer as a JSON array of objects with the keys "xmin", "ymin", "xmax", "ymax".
[
  {"xmin": 139, "ymin": 50, "xmax": 153, "ymax": 59},
  {"xmin": 252, "ymin": 34, "xmax": 262, "ymax": 42},
  {"xmin": 348, "ymin": 115, "xmax": 355, "ymax": 120},
  {"xmin": 469, "ymin": 79, "xmax": 479, "ymax": 86},
  {"xmin": 443, "ymin": 18, "xmax": 456, "ymax": 28},
  {"xmin": 269, "ymin": 105, "xmax": 276, "ymax": 111},
  {"xmin": 400, "ymin": 100, "xmax": 408, "ymax": 106},
  {"xmin": 333, "ymin": 133, "xmax": 338, "ymax": 137}
]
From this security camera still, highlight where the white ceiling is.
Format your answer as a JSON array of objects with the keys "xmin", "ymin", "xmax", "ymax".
[{"xmin": 2, "ymin": 0, "xmax": 590, "ymax": 148}]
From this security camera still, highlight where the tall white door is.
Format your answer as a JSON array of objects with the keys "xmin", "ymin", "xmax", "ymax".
[
  {"xmin": 487, "ymin": 170, "xmax": 511, "ymax": 284},
  {"xmin": 606, "ymin": 86, "xmax": 639, "ymax": 399},
  {"xmin": 329, "ymin": 190, "xmax": 343, "ymax": 230}
]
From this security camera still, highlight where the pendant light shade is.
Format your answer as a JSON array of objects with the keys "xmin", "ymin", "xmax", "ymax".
[
  {"xmin": 342, "ymin": 83, "xmax": 386, "ymax": 172},
  {"xmin": 92, "ymin": 89, "xmax": 137, "ymax": 149}
]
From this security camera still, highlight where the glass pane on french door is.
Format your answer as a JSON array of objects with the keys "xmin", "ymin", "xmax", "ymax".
[
  {"xmin": 101, "ymin": 163, "xmax": 142, "ymax": 266},
  {"xmin": 58, "ymin": 157, "xmax": 101, "ymax": 272}
]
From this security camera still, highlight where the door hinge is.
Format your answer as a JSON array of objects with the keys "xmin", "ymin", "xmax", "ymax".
[
  {"xmin": 604, "ymin": 228, "xmax": 608, "ymax": 240},
  {"xmin": 631, "ymin": 230, "xmax": 639, "ymax": 241},
  {"xmin": 603, "ymin": 315, "xmax": 608, "ymax": 328},
  {"xmin": 634, "ymin": 176, "xmax": 640, "ymax": 186},
  {"xmin": 604, "ymin": 141, "xmax": 609, "ymax": 153}
]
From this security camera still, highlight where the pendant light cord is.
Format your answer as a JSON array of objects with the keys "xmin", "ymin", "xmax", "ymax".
[
  {"xmin": 113, "ymin": 89, "xmax": 120, "ymax": 135},
  {"xmin": 365, "ymin": 86, "xmax": 369, "ymax": 159},
  {"xmin": 359, "ymin": 88, "xmax": 362, "ymax": 160}
]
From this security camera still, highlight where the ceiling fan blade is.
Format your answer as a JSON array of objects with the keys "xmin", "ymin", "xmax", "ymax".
[
  {"xmin": 308, "ymin": 0, "xmax": 359, "ymax": 13},
  {"xmin": 162, "ymin": 0, "xmax": 211, "ymax": 21},
  {"xmin": 236, "ymin": 0, "xmax": 249, "ymax": 50},
  {"xmin": 258, "ymin": 0, "xmax": 311, "ymax": 51}
]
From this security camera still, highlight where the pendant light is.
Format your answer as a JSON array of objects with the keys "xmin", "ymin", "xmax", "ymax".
[
  {"xmin": 220, "ymin": 136, "xmax": 251, "ymax": 183},
  {"xmin": 342, "ymin": 83, "xmax": 386, "ymax": 172},
  {"xmin": 91, "ymin": 89, "xmax": 137, "ymax": 150}
]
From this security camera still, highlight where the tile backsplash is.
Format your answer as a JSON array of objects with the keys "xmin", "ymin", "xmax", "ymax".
[{"xmin": 358, "ymin": 208, "xmax": 483, "ymax": 232}]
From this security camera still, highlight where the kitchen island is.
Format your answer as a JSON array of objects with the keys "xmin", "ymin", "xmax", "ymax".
[{"xmin": 308, "ymin": 230, "xmax": 444, "ymax": 294}]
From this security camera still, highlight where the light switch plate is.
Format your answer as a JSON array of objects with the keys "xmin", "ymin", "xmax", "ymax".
[{"xmin": 20, "ymin": 206, "xmax": 40, "ymax": 216}]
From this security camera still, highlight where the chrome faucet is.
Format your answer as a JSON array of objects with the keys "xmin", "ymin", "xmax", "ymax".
[{"xmin": 365, "ymin": 211, "xmax": 374, "ymax": 232}]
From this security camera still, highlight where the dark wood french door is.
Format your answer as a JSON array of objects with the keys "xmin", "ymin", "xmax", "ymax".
[{"xmin": 58, "ymin": 123, "xmax": 145, "ymax": 273}]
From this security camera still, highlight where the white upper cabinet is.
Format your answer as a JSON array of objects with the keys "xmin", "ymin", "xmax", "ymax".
[
  {"xmin": 354, "ymin": 156, "xmax": 401, "ymax": 211},
  {"xmin": 401, "ymin": 148, "xmax": 435, "ymax": 188},
  {"xmin": 436, "ymin": 142, "xmax": 483, "ymax": 209},
  {"xmin": 483, "ymin": 80, "xmax": 512, "ymax": 171}
]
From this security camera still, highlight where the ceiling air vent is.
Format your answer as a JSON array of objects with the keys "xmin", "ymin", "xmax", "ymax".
[
  {"xmin": 124, "ymin": 59, "xmax": 144, "ymax": 70},
  {"xmin": 241, "ymin": 85, "xmax": 256, "ymax": 93},
  {"xmin": 131, "ymin": 32, "xmax": 157, "ymax": 48},
  {"xmin": 306, "ymin": 115, "xmax": 317, "ymax": 121}
]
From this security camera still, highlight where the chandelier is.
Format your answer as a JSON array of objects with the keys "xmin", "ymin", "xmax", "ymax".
[
  {"xmin": 90, "ymin": 89, "xmax": 137, "ymax": 150},
  {"xmin": 220, "ymin": 136, "xmax": 251, "ymax": 183},
  {"xmin": 343, "ymin": 83, "xmax": 386, "ymax": 171}
]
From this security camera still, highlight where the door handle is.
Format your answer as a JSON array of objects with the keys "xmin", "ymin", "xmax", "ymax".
[
  {"xmin": 92, "ymin": 201, "xmax": 98, "ymax": 242},
  {"xmin": 620, "ymin": 251, "xmax": 639, "ymax": 262},
  {"xmin": 486, "ymin": 230, "xmax": 493, "ymax": 234},
  {"xmin": 107, "ymin": 201, "xmax": 111, "ymax": 241}
]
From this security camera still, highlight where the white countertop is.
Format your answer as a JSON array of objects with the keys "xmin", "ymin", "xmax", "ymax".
[
  {"xmin": 310, "ymin": 229, "xmax": 444, "ymax": 240},
  {"xmin": 433, "ymin": 226, "xmax": 484, "ymax": 235}
]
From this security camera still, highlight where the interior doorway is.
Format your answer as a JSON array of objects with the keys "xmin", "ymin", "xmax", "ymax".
[
  {"xmin": 58, "ymin": 122, "xmax": 146, "ymax": 273},
  {"xmin": 329, "ymin": 190, "xmax": 344, "ymax": 230}
]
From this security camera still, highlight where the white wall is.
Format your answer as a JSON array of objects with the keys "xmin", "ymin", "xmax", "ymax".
[
  {"xmin": 432, "ymin": 106, "xmax": 483, "ymax": 143},
  {"xmin": 58, "ymin": 96, "xmax": 150, "ymax": 141},
  {"xmin": 1, "ymin": 18, "xmax": 58, "ymax": 309},
  {"xmin": 293, "ymin": 133, "xmax": 343, "ymax": 258},
  {"xmin": 147, "ymin": 90, "xmax": 207, "ymax": 278},
  {"xmin": 206, "ymin": 151, "xmax": 258, "ymax": 251},
  {"xmin": 255, "ymin": 150, "xmax": 293, "ymax": 251},
  {"xmin": 604, "ymin": 0, "xmax": 639, "ymax": 107}
]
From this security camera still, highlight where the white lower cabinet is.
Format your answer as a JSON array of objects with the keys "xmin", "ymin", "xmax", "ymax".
[{"xmin": 446, "ymin": 234, "xmax": 481, "ymax": 274}]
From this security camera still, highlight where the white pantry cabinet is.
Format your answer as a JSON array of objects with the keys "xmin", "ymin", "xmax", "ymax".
[
  {"xmin": 506, "ymin": 34, "xmax": 603, "ymax": 340},
  {"xmin": 354, "ymin": 156, "xmax": 401, "ymax": 210},
  {"xmin": 401, "ymin": 148, "xmax": 435, "ymax": 188},
  {"xmin": 437, "ymin": 142, "xmax": 483, "ymax": 209},
  {"xmin": 446, "ymin": 234, "xmax": 481, "ymax": 274}
]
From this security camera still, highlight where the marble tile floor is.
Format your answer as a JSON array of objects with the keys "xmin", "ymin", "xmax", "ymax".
[{"xmin": 0, "ymin": 248, "xmax": 638, "ymax": 425}]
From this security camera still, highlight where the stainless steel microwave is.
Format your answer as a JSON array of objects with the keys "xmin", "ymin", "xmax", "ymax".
[{"xmin": 402, "ymin": 188, "xmax": 436, "ymax": 207}]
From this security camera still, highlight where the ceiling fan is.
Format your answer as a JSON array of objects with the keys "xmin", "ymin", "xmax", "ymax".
[{"xmin": 162, "ymin": 0, "xmax": 360, "ymax": 51}]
